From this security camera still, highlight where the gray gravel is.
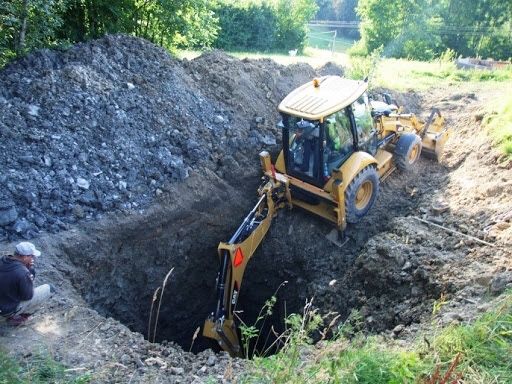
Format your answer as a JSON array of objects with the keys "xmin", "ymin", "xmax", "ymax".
[{"xmin": 0, "ymin": 35, "xmax": 332, "ymax": 241}]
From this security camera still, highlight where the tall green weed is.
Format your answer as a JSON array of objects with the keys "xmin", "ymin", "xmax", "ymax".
[
  {"xmin": 0, "ymin": 348, "xmax": 91, "ymax": 384},
  {"xmin": 483, "ymin": 95, "xmax": 512, "ymax": 156},
  {"xmin": 244, "ymin": 292, "xmax": 512, "ymax": 383}
]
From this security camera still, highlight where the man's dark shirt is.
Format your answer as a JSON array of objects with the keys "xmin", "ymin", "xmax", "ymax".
[{"xmin": 0, "ymin": 255, "xmax": 34, "ymax": 316}]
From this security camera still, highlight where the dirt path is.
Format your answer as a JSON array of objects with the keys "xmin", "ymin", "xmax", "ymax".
[{"xmin": 1, "ymin": 38, "xmax": 511, "ymax": 383}]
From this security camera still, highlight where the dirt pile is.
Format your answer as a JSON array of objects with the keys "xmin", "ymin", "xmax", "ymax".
[
  {"xmin": 0, "ymin": 35, "xmax": 349, "ymax": 381},
  {"xmin": 182, "ymin": 51, "xmax": 342, "ymax": 121},
  {"xmin": 0, "ymin": 35, "xmax": 336, "ymax": 242}
]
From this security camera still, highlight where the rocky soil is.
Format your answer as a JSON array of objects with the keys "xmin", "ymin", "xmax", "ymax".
[
  {"xmin": 0, "ymin": 35, "xmax": 342, "ymax": 242},
  {"xmin": 0, "ymin": 35, "xmax": 511, "ymax": 383}
]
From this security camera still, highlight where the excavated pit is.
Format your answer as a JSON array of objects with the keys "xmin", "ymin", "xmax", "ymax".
[
  {"xmin": 0, "ymin": 35, "xmax": 454, "ymax": 358},
  {"xmin": 60, "ymin": 159, "xmax": 447, "ymax": 355},
  {"xmin": 2, "ymin": 33, "xmax": 511, "ymax": 382}
]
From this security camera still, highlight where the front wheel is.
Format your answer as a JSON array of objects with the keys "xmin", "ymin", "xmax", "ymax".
[
  {"xmin": 345, "ymin": 166, "xmax": 380, "ymax": 224},
  {"xmin": 394, "ymin": 133, "xmax": 422, "ymax": 171}
]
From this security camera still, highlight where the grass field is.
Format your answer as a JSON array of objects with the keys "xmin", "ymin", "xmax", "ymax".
[
  {"xmin": 484, "ymin": 94, "xmax": 512, "ymax": 156},
  {"xmin": 372, "ymin": 58, "xmax": 512, "ymax": 90},
  {"xmin": 306, "ymin": 26, "xmax": 356, "ymax": 54}
]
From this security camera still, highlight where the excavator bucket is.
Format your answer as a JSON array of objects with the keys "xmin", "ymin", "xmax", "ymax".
[
  {"xmin": 203, "ymin": 317, "xmax": 241, "ymax": 357},
  {"xmin": 420, "ymin": 108, "xmax": 449, "ymax": 160}
]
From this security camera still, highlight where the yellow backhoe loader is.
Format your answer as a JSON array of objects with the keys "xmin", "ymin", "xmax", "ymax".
[{"xmin": 202, "ymin": 76, "xmax": 449, "ymax": 356}]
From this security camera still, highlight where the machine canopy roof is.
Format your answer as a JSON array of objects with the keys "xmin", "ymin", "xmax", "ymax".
[{"xmin": 278, "ymin": 76, "xmax": 368, "ymax": 121}]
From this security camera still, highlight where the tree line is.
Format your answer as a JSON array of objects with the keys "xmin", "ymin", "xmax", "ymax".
[
  {"xmin": 313, "ymin": 0, "xmax": 511, "ymax": 60},
  {"xmin": 0, "ymin": 0, "xmax": 218, "ymax": 66},
  {"xmin": 214, "ymin": 0, "xmax": 317, "ymax": 52},
  {"xmin": 0, "ymin": 0, "xmax": 510, "ymax": 67},
  {"xmin": 0, "ymin": 0, "xmax": 317, "ymax": 67}
]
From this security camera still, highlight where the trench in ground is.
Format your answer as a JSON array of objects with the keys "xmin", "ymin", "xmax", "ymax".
[{"xmin": 62, "ymin": 161, "xmax": 447, "ymax": 355}]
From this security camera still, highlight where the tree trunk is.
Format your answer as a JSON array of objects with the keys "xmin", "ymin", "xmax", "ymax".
[
  {"xmin": 143, "ymin": 9, "xmax": 152, "ymax": 39},
  {"xmin": 133, "ymin": 0, "xmax": 152, "ymax": 36},
  {"xmin": 16, "ymin": 0, "xmax": 30, "ymax": 56}
]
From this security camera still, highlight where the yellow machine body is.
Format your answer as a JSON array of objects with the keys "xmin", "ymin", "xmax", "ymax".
[
  {"xmin": 203, "ymin": 76, "xmax": 450, "ymax": 356},
  {"xmin": 273, "ymin": 76, "xmax": 449, "ymax": 231}
]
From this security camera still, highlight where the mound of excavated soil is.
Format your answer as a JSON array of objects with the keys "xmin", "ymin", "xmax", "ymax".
[
  {"xmin": 0, "ymin": 35, "xmax": 339, "ymax": 242},
  {"xmin": 1, "ymin": 35, "xmax": 511, "ymax": 383},
  {"xmin": 0, "ymin": 35, "xmax": 349, "ymax": 381}
]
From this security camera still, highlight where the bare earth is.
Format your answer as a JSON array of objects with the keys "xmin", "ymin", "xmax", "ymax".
[{"xmin": 1, "ymin": 37, "xmax": 511, "ymax": 383}]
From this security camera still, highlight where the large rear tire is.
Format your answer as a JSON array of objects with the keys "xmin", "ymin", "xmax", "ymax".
[
  {"xmin": 345, "ymin": 166, "xmax": 380, "ymax": 224},
  {"xmin": 394, "ymin": 133, "xmax": 422, "ymax": 171}
]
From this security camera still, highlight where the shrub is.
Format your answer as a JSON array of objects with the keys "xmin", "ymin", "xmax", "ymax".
[{"xmin": 214, "ymin": 0, "xmax": 317, "ymax": 53}]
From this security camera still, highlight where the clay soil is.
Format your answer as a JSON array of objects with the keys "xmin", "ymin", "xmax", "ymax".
[{"xmin": 0, "ymin": 36, "xmax": 511, "ymax": 383}]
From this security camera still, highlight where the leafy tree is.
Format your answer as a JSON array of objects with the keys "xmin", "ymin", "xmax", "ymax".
[
  {"xmin": 0, "ymin": 0, "xmax": 68, "ymax": 64},
  {"xmin": 314, "ymin": 0, "xmax": 357, "ymax": 21},
  {"xmin": 315, "ymin": 0, "xmax": 335, "ymax": 20},
  {"xmin": 332, "ymin": 0, "xmax": 357, "ymax": 21},
  {"xmin": 439, "ymin": 0, "xmax": 512, "ymax": 59},
  {"xmin": 173, "ymin": 0, "xmax": 219, "ymax": 49},
  {"xmin": 356, "ymin": 0, "xmax": 512, "ymax": 60},
  {"xmin": 214, "ymin": 0, "xmax": 317, "ymax": 52},
  {"xmin": 132, "ymin": 0, "xmax": 218, "ymax": 49},
  {"xmin": 58, "ymin": 0, "xmax": 218, "ymax": 49},
  {"xmin": 58, "ymin": 0, "xmax": 136, "ymax": 41},
  {"xmin": 357, "ymin": 0, "xmax": 420, "ymax": 54},
  {"xmin": 215, "ymin": 3, "xmax": 276, "ymax": 51},
  {"xmin": 273, "ymin": 0, "xmax": 318, "ymax": 51},
  {"xmin": 0, "ymin": 0, "xmax": 219, "ymax": 68}
]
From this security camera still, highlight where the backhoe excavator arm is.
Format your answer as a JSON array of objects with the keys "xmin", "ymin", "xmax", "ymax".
[{"xmin": 203, "ymin": 158, "xmax": 291, "ymax": 356}]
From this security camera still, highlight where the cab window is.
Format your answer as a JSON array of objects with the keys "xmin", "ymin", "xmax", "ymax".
[
  {"xmin": 324, "ymin": 109, "xmax": 353, "ymax": 175},
  {"xmin": 288, "ymin": 118, "xmax": 319, "ymax": 177},
  {"xmin": 352, "ymin": 94, "xmax": 374, "ymax": 144}
]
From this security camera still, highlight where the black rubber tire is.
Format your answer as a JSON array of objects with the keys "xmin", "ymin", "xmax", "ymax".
[
  {"xmin": 394, "ymin": 133, "xmax": 422, "ymax": 171},
  {"xmin": 345, "ymin": 166, "xmax": 380, "ymax": 224}
]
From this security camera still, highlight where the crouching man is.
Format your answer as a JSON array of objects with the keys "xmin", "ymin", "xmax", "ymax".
[{"xmin": 0, "ymin": 242, "xmax": 55, "ymax": 326}]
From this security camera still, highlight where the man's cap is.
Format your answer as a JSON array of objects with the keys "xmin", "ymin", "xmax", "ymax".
[
  {"xmin": 15, "ymin": 242, "xmax": 41, "ymax": 257},
  {"xmin": 296, "ymin": 119, "xmax": 315, "ymax": 130}
]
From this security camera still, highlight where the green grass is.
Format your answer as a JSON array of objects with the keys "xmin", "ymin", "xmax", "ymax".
[
  {"xmin": 243, "ymin": 292, "xmax": 512, "ymax": 384},
  {"xmin": 307, "ymin": 26, "xmax": 355, "ymax": 54},
  {"xmin": 0, "ymin": 348, "xmax": 91, "ymax": 384},
  {"xmin": 483, "ymin": 94, "xmax": 512, "ymax": 157},
  {"xmin": 370, "ymin": 58, "xmax": 512, "ymax": 90},
  {"xmin": 176, "ymin": 47, "xmax": 349, "ymax": 68},
  {"xmin": 432, "ymin": 295, "xmax": 512, "ymax": 383}
]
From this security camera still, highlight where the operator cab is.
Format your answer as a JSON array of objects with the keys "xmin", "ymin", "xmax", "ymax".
[{"xmin": 281, "ymin": 92, "xmax": 377, "ymax": 188}]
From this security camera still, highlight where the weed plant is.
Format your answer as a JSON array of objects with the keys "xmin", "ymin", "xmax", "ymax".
[
  {"xmin": 346, "ymin": 47, "xmax": 383, "ymax": 81},
  {"xmin": 431, "ymin": 294, "xmax": 512, "ymax": 383},
  {"xmin": 0, "ymin": 348, "xmax": 91, "ymax": 383},
  {"xmin": 483, "ymin": 95, "xmax": 512, "ymax": 156},
  {"xmin": 243, "ymin": 292, "xmax": 512, "ymax": 384}
]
